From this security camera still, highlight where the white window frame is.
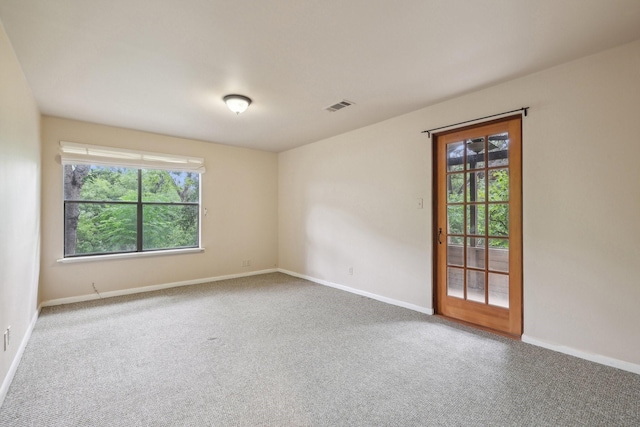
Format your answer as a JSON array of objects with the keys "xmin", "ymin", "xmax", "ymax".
[{"xmin": 58, "ymin": 141, "xmax": 205, "ymax": 262}]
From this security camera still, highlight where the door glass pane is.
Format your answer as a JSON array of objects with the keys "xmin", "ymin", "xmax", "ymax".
[
  {"xmin": 447, "ymin": 267, "xmax": 464, "ymax": 299},
  {"xmin": 466, "ymin": 138, "xmax": 485, "ymax": 169},
  {"xmin": 489, "ymin": 273, "xmax": 509, "ymax": 308},
  {"xmin": 466, "ymin": 171, "xmax": 486, "ymax": 203},
  {"xmin": 467, "ymin": 237, "xmax": 485, "ymax": 269},
  {"xmin": 488, "ymin": 239, "xmax": 509, "ymax": 272},
  {"xmin": 488, "ymin": 133, "xmax": 509, "ymax": 167},
  {"xmin": 448, "ymin": 205, "xmax": 464, "ymax": 234},
  {"xmin": 447, "ymin": 173, "xmax": 464, "ymax": 203},
  {"xmin": 447, "ymin": 236, "xmax": 464, "ymax": 267},
  {"xmin": 488, "ymin": 169, "xmax": 509, "ymax": 202},
  {"xmin": 466, "ymin": 205, "xmax": 485, "ymax": 235},
  {"xmin": 447, "ymin": 141, "xmax": 464, "ymax": 172},
  {"xmin": 489, "ymin": 204, "xmax": 509, "ymax": 236},
  {"xmin": 466, "ymin": 270, "xmax": 485, "ymax": 303}
]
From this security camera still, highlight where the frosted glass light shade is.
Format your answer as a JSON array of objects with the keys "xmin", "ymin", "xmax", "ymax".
[{"xmin": 223, "ymin": 94, "xmax": 252, "ymax": 114}]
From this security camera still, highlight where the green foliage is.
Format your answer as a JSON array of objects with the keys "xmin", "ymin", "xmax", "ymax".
[
  {"xmin": 76, "ymin": 204, "xmax": 137, "ymax": 254},
  {"xmin": 73, "ymin": 167, "xmax": 199, "ymax": 255},
  {"xmin": 142, "ymin": 205, "xmax": 198, "ymax": 250},
  {"xmin": 488, "ymin": 170, "xmax": 509, "ymax": 246},
  {"xmin": 447, "ymin": 169, "xmax": 509, "ymax": 248},
  {"xmin": 81, "ymin": 166, "xmax": 138, "ymax": 201},
  {"xmin": 488, "ymin": 169, "xmax": 509, "ymax": 202}
]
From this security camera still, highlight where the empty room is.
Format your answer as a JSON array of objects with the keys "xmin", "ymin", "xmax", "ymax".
[{"xmin": 1, "ymin": 1, "xmax": 639, "ymax": 425}]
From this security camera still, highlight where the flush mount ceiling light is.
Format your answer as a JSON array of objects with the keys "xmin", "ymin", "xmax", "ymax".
[{"xmin": 223, "ymin": 94, "xmax": 252, "ymax": 115}]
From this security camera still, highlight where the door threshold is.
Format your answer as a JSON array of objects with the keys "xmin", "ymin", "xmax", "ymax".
[{"xmin": 435, "ymin": 314, "xmax": 522, "ymax": 340}]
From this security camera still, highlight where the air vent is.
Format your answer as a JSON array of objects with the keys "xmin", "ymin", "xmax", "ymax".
[{"xmin": 325, "ymin": 100, "xmax": 355, "ymax": 112}]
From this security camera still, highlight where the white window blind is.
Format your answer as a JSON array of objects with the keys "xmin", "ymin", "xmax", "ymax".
[{"xmin": 59, "ymin": 141, "xmax": 206, "ymax": 173}]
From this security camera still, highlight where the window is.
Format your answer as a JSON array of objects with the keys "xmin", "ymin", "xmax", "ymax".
[{"xmin": 60, "ymin": 142, "xmax": 205, "ymax": 258}]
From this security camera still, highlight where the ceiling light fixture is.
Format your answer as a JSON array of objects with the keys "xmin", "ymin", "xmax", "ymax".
[{"xmin": 223, "ymin": 94, "xmax": 252, "ymax": 115}]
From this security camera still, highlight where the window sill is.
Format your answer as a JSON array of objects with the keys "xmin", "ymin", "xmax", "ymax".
[{"xmin": 57, "ymin": 247, "xmax": 205, "ymax": 264}]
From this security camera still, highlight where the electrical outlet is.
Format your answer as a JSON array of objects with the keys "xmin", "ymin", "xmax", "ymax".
[{"xmin": 348, "ymin": 266, "xmax": 354, "ymax": 275}]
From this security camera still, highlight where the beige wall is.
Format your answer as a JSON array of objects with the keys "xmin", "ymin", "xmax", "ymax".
[
  {"xmin": 279, "ymin": 110, "xmax": 432, "ymax": 307},
  {"xmin": 279, "ymin": 40, "xmax": 640, "ymax": 366},
  {"xmin": 40, "ymin": 117, "xmax": 278, "ymax": 302},
  {"xmin": 0, "ymin": 23, "xmax": 41, "ymax": 398}
]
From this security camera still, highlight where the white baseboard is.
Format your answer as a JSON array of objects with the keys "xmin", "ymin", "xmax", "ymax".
[
  {"xmin": 278, "ymin": 268, "xmax": 434, "ymax": 315},
  {"xmin": 276, "ymin": 269, "xmax": 640, "ymax": 376},
  {"xmin": 522, "ymin": 335, "xmax": 640, "ymax": 375},
  {"xmin": 10, "ymin": 269, "xmax": 637, "ymax": 410},
  {"xmin": 0, "ymin": 307, "xmax": 40, "ymax": 408},
  {"xmin": 40, "ymin": 269, "xmax": 279, "ymax": 307}
]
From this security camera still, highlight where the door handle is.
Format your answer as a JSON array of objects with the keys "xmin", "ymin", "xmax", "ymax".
[{"xmin": 437, "ymin": 227, "xmax": 443, "ymax": 244}]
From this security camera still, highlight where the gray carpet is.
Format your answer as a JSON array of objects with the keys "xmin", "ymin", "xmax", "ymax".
[{"xmin": 1, "ymin": 273, "xmax": 638, "ymax": 426}]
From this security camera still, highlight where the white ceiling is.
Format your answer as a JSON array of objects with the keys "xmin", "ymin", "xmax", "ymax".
[{"xmin": 1, "ymin": 1, "xmax": 639, "ymax": 152}]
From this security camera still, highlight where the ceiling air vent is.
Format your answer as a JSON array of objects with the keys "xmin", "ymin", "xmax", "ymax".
[{"xmin": 324, "ymin": 100, "xmax": 355, "ymax": 112}]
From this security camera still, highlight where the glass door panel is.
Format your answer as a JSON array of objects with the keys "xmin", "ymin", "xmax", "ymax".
[
  {"xmin": 488, "ymin": 133, "xmax": 509, "ymax": 167},
  {"xmin": 488, "ymin": 239, "xmax": 509, "ymax": 272},
  {"xmin": 447, "ymin": 267, "xmax": 464, "ymax": 298},
  {"xmin": 447, "ymin": 236, "xmax": 464, "ymax": 267},
  {"xmin": 488, "ymin": 273, "xmax": 509, "ymax": 308},
  {"xmin": 467, "ymin": 237, "xmax": 485, "ymax": 269},
  {"xmin": 466, "ymin": 270, "xmax": 485, "ymax": 303}
]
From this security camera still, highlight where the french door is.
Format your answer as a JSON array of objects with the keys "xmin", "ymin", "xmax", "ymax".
[{"xmin": 434, "ymin": 116, "xmax": 522, "ymax": 336}]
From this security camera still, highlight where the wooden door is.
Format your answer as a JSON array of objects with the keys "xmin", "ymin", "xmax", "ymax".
[{"xmin": 434, "ymin": 116, "xmax": 522, "ymax": 336}]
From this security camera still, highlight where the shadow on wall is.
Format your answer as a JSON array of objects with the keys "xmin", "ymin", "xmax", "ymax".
[{"xmin": 301, "ymin": 178, "xmax": 428, "ymax": 296}]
